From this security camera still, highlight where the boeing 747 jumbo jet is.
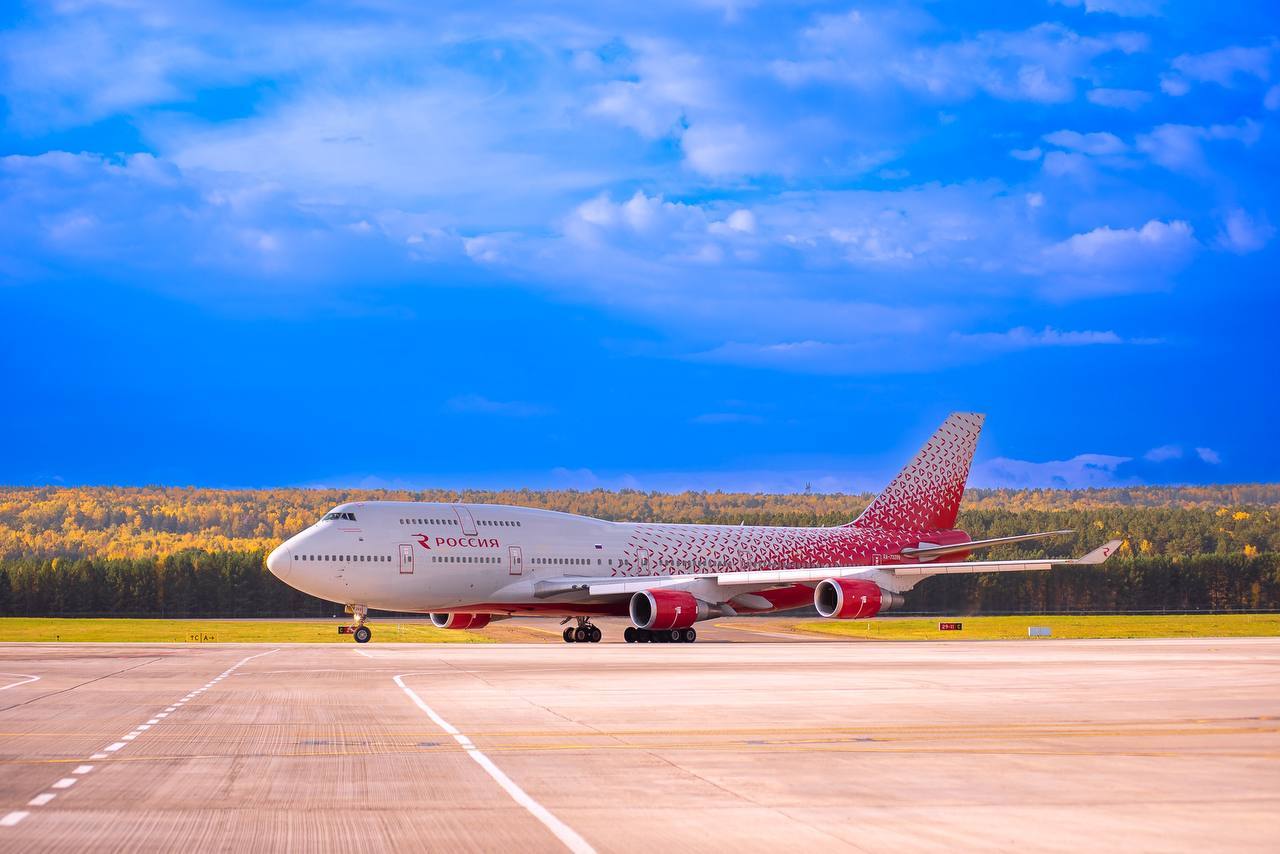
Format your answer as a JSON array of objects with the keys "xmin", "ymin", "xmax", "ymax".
[{"xmin": 266, "ymin": 413, "xmax": 1119, "ymax": 643}]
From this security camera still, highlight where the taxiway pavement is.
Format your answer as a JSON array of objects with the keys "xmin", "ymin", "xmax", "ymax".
[{"xmin": 1, "ymin": 637, "xmax": 1276, "ymax": 852}]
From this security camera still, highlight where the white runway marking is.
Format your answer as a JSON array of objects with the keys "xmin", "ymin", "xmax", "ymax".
[
  {"xmin": 2, "ymin": 649, "xmax": 279, "ymax": 831},
  {"xmin": 0, "ymin": 673, "xmax": 40, "ymax": 692},
  {"xmin": 393, "ymin": 673, "xmax": 596, "ymax": 854},
  {"xmin": 354, "ymin": 650, "xmax": 375, "ymax": 658}
]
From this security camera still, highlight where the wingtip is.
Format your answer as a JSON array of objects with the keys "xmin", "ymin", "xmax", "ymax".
[{"xmin": 1076, "ymin": 539, "xmax": 1124, "ymax": 564}]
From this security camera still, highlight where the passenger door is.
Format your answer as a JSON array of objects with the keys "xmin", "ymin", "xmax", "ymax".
[
  {"xmin": 453, "ymin": 505, "xmax": 478, "ymax": 535},
  {"xmin": 399, "ymin": 543, "xmax": 414, "ymax": 574},
  {"xmin": 508, "ymin": 545, "xmax": 523, "ymax": 576}
]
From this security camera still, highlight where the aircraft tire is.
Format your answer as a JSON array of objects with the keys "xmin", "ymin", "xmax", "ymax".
[
  {"xmin": 589, "ymin": 626, "xmax": 602, "ymax": 643},
  {"xmin": 624, "ymin": 627, "xmax": 637, "ymax": 643},
  {"xmin": 682, "ymin": 628, "xmax": 696, "ymax": 643},
  {"xmin": 563, "ymin": 627, "xmax": 575, "ymax": 643},
  {"xmin": 353, "ymin": 626, "xmax": 372, "ymax": 644},
  {"xmin": 574, "ymin": 627, "xmax": 589, "ymax": 643}
]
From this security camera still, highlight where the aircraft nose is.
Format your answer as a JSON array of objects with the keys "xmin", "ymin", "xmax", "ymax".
[{"xmin": 267, "ymin": 543, "xmax": 291, "ymax": 579}]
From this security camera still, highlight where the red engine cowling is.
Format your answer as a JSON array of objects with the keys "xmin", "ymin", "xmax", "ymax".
[
  {"xmin": 813, "ymin": 579, "xmax": 904, "ymax": 619},
  {"xmin": 630, "ymin": 590, "xmax": 706, "ymax": 630},
  {"xmin": 430, "ymin": 612, "xmax": 492, "ymax": 630}
]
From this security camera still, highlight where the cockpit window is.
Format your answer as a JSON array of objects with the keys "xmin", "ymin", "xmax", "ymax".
[{"xmin": 321, "ymin": 512, "xmax": 357, "ymax": 521}]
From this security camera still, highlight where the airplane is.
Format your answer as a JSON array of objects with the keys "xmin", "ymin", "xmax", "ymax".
[{"xmin": 265, "ymin": 413, "xmax": 1120, "ymax": 643}]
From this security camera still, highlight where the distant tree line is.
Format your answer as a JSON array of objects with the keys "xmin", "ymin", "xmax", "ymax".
[
  {"xmin": 1, "ymin": 485, "xmax": 1277, "ymax": 560},
  {"xmin": 0, "ymin": 485, "xmax": 1275, "ymax": 615},
  {"xmin": 0, "ymin": 550, "xmax": 1275, "ymax": 617}
]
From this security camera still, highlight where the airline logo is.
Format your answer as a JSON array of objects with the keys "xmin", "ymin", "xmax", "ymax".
[{"xmin": 415, "ymin": 534, "xmax": 501, "ymax": 550}]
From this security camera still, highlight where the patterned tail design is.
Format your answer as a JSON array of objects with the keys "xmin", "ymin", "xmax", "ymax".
[{"xmin": 851, "ymin": 412, "xmax": 985, "ymax": 532}]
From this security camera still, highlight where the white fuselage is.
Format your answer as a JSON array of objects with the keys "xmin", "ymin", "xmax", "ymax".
[{"xmin": 266, "ymin": 500, "xmax": 935, "ymax": 616}]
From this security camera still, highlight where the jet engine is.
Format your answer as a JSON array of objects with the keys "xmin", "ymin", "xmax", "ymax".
[
  {"xmin": 813, "ymin": 578, "xmax": 904, "ymax": 619},
  {"xmin": 629, "ymin": 590, "xmax": 707, "ymax": 630},
  {"xmin": 430, "ymin": 612, "xmax": 492, "ymax": 630}
]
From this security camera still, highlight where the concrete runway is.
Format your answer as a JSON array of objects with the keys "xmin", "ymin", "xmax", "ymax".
[{"xmin": 0, "ymin": 637, "xmax": 1276, "ymax": 852}]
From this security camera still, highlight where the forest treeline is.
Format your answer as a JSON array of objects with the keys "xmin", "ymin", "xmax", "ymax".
[
  {"xmin": 0, "ymin": 485, "xmax": 1276, "ymax": 615},
  {"xmin": 2, "ymin": 484, "xmax": 1278, "ymax": 560},
  {"xmin": 0, "ymin": 551, "xmax": 1274, "ymax": 617}
]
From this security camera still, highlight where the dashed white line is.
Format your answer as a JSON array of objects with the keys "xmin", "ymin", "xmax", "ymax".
[
  {"xmin": 393, "ymin": 673, "xmax": 596, "ymax": 854},
  {"xmin": 3, "ymin": 649, "xmax": 279, "ymax": 831}
]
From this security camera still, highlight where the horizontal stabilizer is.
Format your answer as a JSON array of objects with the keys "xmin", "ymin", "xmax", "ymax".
[{"xmin": 901, "ymin": 530, "xmax": 1073, "ymax": 559}]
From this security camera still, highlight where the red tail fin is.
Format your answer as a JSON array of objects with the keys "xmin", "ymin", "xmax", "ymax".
[{"xmin": 851, "ymin": 413, "xmax": 984, "ymax": 532}]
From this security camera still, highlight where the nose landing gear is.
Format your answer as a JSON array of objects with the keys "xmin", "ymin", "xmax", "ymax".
[
  {"xmin": 561, "ymin": 617, "xmax": 602, "ymax": 643},
  {"xmin": 339, "ymin": 604, "xmax": 372, "ymax": 643}
]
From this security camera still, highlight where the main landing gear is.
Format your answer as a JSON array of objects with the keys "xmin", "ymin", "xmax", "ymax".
[
  {"xmin": 339, "ymin": 604, "xmax": 372, "ymax": 643},
  {"xmin": 561, "ymin": 617, "xmax": 602, "ymax": 643},
  {"xmin": 624, "ymin": 627, "xmax": 697, "ymax": 643}
]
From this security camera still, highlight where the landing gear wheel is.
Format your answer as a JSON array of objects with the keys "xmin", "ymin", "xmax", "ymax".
[
  {"xmin": 589, "ymin": 626, "xmax": 602, "ymax": 643},
  {"xmin": 666, "ymin": 629, "xmax": 683, "ymax": 643},
  {"xmin": 637, "ymin": 629, "xmax": 651, "ymax": 643},
  {"xmin": 563, "ymin": 627, "xmax": 575, "ymax": 643},
  {"xmin": 574, "ymin": 627, "xmax": 589, "ymax": 643},
  {"xmin": 353, "ymin": 626, "xmax": 372, "ymax": 644},
  {"xmin": 682, "ymin": 628, "xmax": 697, "ymax": 643},
  {"xmin": 624, "ymin": 627, "xmax": 637, "ymax": 643}
]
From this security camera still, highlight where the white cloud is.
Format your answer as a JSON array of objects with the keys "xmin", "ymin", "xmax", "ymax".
[
  {"xmin": 1010, "ymin": 146, "xmax": 1043, "ymax": 161},
  {"xmin": 1171, "ymin": 45, "xmax": 1273, "ymax": 87},
  {"xmin": 1196, "ymin": 447, "xmax": 1222, "ymax": 464},
  {"xmin": 1051, "ymin": 0, "xmax": 1164, "ymax": 16},
  {"xmin": 1266, "ymin": 85, "xmax": 1280, "ymax": 110},
  {"xmin": 971, "ymin": 454, "xmax": 1135, "ymax": 488},
  {"xmin": 1046, "ymin": 219, "xmax": 1195, "ymax": 268},
  {"xmin": 775, "ymin": 16, "xmax": 1147, "ymax": 104},
  {"xmin": 1216, "ymin": 209, "xmax": 1274, "ymax": 254},
  {"xmin": 1086, "ymin": 87, "xmax": 1151, "ymax": 109},
  {"xmin": 1159, "ymin": 74, "xmax": 1191, "ymax": 96},
  {"xmin": 682, "ymin": 123, "xmax": 776, "ymax": 176},
  {"xmin": 1042, "ymin": 150, "xmax": 1094, "ymax": 177},
  {"xmin": 951, "ymin": 326, "xmax": 1127, "ymax": 350},
  {"xmin": 445, "ymin": 394, "xmax": 550, "ymax": 417},
  {"xmin": 1144, "ymin": 444, "xmax": 1182, "ymax": 462},
  {"xmin": 1135, "ymin": 120, "xmax": 1261, "ymax": 173},
  {"xmin": 1043, "ymin": 129, "xmax": 1127, "ymax": 155},
  {"xmin": 1041, "ymin": 220, "xmax": 1196, "ymax": 295}
]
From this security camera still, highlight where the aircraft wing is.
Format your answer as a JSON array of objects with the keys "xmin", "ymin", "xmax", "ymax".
[{"xmin": 569, "ymin": 539, "xmax": 1123, "ymax": 598}]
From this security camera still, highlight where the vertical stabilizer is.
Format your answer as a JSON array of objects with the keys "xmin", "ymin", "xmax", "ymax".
[{"xmin": 851, "ymin": 413, "xmax": 985, "ymax": 532}]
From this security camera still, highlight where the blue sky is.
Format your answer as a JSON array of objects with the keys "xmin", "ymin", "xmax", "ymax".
[{"xmin": 2, "ymin": 0, "xmax": 1277, "ymax": 491}]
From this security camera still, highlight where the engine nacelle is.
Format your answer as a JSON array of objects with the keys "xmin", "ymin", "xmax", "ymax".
[
  {"xmin": 430, "ymin": 612, "xmax": 492, "ymax": 630},
  {"xmin": 630, "ymin": 590, "xmax": 707, "ymax": 630},
  {"xmin": 813, "ymin": 579, "xmax": 904, "ymax": 619}
]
